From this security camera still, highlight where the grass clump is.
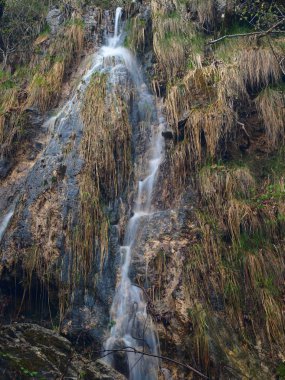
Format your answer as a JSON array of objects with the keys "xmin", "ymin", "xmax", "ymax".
[
  {"xmin": 255, "ymin": 87, "xmax": 285, "ymax": 148},
  {"xmin": 125, "ymin": 17, "xmax": 147, "ymax": 54},
  {"xmin": 69, "ymin": 72, "xmax": 132, "ymax": 281},
  {"xmin": 27, "ymin": 17, "xmax": 84, "ymax": 113},
  {"xmin": 151, "ymin": 0, "xmax": 194, "ymax": 80},
  {"xmin": 238, "ymin": 47, "xmax": 282, "ymax": 90}
]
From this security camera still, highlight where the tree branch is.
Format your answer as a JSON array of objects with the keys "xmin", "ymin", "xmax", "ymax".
[
  {"xmin": 208, "ymin": 17, "xmax": 285, "ymax": 45},
  {"xmin": 95, "ymin": 347, "xmax": 209, "ymax": 379}
]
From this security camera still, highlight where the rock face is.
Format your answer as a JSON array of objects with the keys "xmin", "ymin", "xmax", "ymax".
[
  {"xmin": 0, "ymin": 323, "xmax": 126, "ymax": 380},
  {"xmin": 0, "ymin": 158, "xmax": 12, "ymax": 179},
  {"xmin": 46, "ymin": 8, "xmax": 64, "ymax": 35},
  {"xmin": 0, "ymin": 6, "xmax": 121, "ymax": 344},
  {"xmin": 1, "ymin": 1, "xmax": 285, "ymax": 380}
]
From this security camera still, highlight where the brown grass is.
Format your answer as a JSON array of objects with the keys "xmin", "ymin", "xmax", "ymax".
[
  {"xmin": 238, "ymin": 47, "xmax": 282, "ymax": 89},
  {"xmin": 151, "ymin": 0, "xmax": 193, "ymax": 80},
  {"xmin": 27, "ymin": 61, "xmax": 65, "ymax": 113},
  {"xmin": 260, "ymin": 288, "xmax": 285, "ymax": 345},
  {"xmin": 0, "ymin": 87, "xmax": 19, "ymax": 146},
  {"xmin": 255, "ymin": 87, "xmax": 285, "ymax": 147},
  {"xmin": 189, "ymin": 303, "xmax": 210, "ymax": 370},
  {"xmin": 126, "ymin": 16, "xmax": 146, "ymax": 54},
  {"xmin": 227, "ymin": 199, "xmax": 259, "ymax": 242},
  {"xmin": 69, "ymin": 73, "xmax": 132, "ymax": 279},
  {"xmin": 188, "ymin": 0, "xmax": 216, "ymax": 29},
  {"xmin": 27, "ymin": 18, "xmax": 84, "ymax": 113}
]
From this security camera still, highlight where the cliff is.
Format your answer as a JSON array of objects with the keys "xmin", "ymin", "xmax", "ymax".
[{"xmin": 0, "ymin": 0, "xmax": 284, "ymax": 379}]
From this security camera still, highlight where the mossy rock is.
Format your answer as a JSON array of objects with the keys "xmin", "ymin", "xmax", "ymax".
[{"xmin": 0, "ymin": 323, "xmax": 126, "ymax": 379}]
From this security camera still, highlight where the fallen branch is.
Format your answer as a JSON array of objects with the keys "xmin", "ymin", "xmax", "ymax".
[
  {"xmin": 208, "ymin": 18, "xmax": 285, "ymax": 45},
  {"xmin": 96, "ymin": 346, "xmax": 209, "ymax": 379}
]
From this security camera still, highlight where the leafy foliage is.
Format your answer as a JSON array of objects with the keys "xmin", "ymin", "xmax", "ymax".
[
  {"xmin": 236, "ymin": 0, "xmax": 285, "ymax": 30},
  {"xmin": 0, "ymin": 0, "xmax": 51, "ymax": 66}
]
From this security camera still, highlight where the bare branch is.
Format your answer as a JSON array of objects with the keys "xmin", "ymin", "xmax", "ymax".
[
  {"xmin": 208, "ymin": 18, "xmax": 285, "ymax": 45},
  {"xmin": 95, "ymin": 347, "xmax": 209, "ymax": 379}
]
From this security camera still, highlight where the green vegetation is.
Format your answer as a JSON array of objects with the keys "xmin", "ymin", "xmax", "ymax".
[{"xmin": 0, "ymin": 2, "xmax": 85, "ymax": 158}]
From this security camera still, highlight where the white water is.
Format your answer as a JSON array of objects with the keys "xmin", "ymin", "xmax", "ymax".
[
  {"xmin": 0, "ymin": 209, "xmax": 14, "ymax": 242},
  {"xmin": 104, "ymin": 8, "xmax": 165, "ymax": 380}
]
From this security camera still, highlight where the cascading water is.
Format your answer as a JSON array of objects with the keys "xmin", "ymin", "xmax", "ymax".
[
  {"xmin": 0, "ymin": 209, "xmax": 14, "ymax": 243},
  {"xmin": 104, "ymin": 8, "xmax": 164, "ymax": 380}
]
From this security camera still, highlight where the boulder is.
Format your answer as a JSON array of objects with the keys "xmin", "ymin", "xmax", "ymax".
[{"xmin": 0, "ymin": 323, "xmax": 126, "ymax": 379}]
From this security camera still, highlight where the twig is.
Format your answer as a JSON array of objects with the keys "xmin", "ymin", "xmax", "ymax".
[
  {"xmin": 267, "ymin": 36, "xmax": 285, "ymax": 75},
  {"xmin": 208, "ymin": 18, "xmax": 285, "ymax": 45},
  {"xmin": 237, "ymin": 121, "xmax": 250, "ymax": 139},
  {"xmin": 95, "ymin": 347, "xmax": 209, "ymax": 379}
]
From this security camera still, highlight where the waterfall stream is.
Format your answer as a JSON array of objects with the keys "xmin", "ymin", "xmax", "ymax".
[
  {"xmin": 104, "ymin": 8, "xmax": 164, "ymax": 380},
  {"xmin": 0, "ymin": 209, "xmax": 14, "ymax": 243}
]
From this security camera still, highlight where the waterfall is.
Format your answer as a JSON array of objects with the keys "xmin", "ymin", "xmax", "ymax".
[
  {"xmin": 0, "ymin": 209, "xmax": 14, "ymax": 243},
  {"xmin": 0, "ymin": 6, "xmax": 164, "ymax": 378},
  {"xmin": 104, "ymin": 8, "xmax": 164, "ymax": 380}
]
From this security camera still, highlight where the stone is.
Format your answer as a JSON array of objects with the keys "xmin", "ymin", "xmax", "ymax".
[
  {"xmin": 46, "ymin": 8, "xmax": 64, "ymax": 34},
  {"xmin": 0, "ymin": 323, "xmax": 126, "ymax": 380},
  {"xmin": 112, "ymin": 338, "xmax": 129, "ymax": 378},
  {"xmin": 162, "ymin": 131, "xmax": 174, "ymax": 140},
  {"xmin": 0, "ymin": 158, "xmax": 12, "ymax": 179}
]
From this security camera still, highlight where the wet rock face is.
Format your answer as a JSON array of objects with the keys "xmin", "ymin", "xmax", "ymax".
[
  {"xmin": 0, "ymin": 5, "xmax": 132, "ymax": 346},
  {"xmin": 112, "ymin": 338, "xmax": 130, "ymax": 378},
  {"xmin": 0, "ymin": 109, "xmax": 121, "ymax": 340},
  {"xmin": 0, "ymin": 323, "xmax": 126, "ymax": 380}
]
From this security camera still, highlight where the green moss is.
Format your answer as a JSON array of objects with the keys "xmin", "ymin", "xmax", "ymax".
[
  {"xmin": 235, "ymin": 232, "xmax": 267, "ymax": 255},
  {"xmin": 257, "ymin": 276, "xmax": 280, "ymax": 297},
  {"xmin": 277, "ymin": 362, "xmax": 285, "ymax": 379},
  {"xmin": 223, "ymin": 21, "xmax": 253, "ymax": 36}
]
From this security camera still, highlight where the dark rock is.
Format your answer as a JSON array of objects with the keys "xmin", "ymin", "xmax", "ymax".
[
  {"xmin": 46, "ymin": 8, "xmax": 64, "ymax": 34},
  {"xmin": 112, "ymin": 339, "xmax": 129, "ymax": 378},
  {"xmin": 210, "ymin": 292, "xmax": 225, "ymax": 312},
  {"xmin": 0, "ymin": 323, "xmax": 126, "ymax": 380},
  {"xmin": 162, "ymin": 131, "xmax": 174, "ymax": 140},
  {"xmin": 0, "ymin": 158, "xmax": 12, "ymax": 179}
]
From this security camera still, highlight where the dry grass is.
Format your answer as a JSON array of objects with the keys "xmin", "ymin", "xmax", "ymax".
[
  {"xmin": 151, "ymin": 0, "xmax": 193, "ymax": 79},
  {"xmin": 188, "ymin": 0, "xmax": 216, "ymax": 30},
  {"xmin": 169, "ymin": 99, "xmax": 235, "ymax": 187},
  {"xmin": 166, "ymin": 64, "xmax": 247, "ymax": 158},
  {"xmin": 27, "ymin": 18, "xmax": 84, "ymax": 113},
  {"xmin": 260, "ymin": 288, "xmax": 285, "ymax": 345},
  {"xmin": 151, "ymin": 1, "xmax": 285, "ymax": 370},
  {"xmin": 198, "ymin": 166, "xmax": 255, "ymax": 205},
  {"xmin": 81, "ymin": 73, "xmax": 132, "ymax": 201},
  {"xmin": 196, "ymin": 167, "xmax": 257, "ymax": 266},
  {"xmin": 238, "ymin": 47, "xmax": 282, "ymax": 89},
  {"xmin": 255, "ymin": 87, "xmax": 285, "ymax": 147},
  {"xmin": 227, "ymin": 199, "xmax": 259, "ymax": 242},
  {"xmin": 0, "ymin": 87, "xmax": 19, "ymax": 145},
  {"xmin": 153, "ymin": 33, "xmax": 186, "ymax": 79},
  {"xmin": 244, "ymin": 253, "xmax": 266, "ymax": 290},
  {"xmin": 194, "ymin": 161, "xmax": 285, "ymax": 349},
  {"xmin": 27, "ymin": 61, "xmax": 65, "ymax": 113},
  {"xmin": 188, "ymin": 303, "xmax": 210, "ymax": 370},
  {"xmin": 126, "ymin": 17, "xmax": 146, "ymax": 54},
  {"xmin": 69, "ymin": 73, "xmax": 132, "ymax": 279}
]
